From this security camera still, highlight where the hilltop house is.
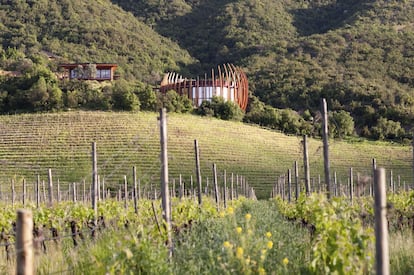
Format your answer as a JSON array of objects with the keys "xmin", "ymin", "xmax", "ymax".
[{"xmin": 59, "ymin": 63, "xmax": 118, "ymax": 81}]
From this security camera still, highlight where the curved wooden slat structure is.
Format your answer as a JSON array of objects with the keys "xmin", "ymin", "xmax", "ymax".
[{"xmin": 159, "ymin": 64, "xmax": 248, "ymax": 111}]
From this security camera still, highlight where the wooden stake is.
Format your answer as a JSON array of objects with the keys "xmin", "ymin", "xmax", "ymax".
[
  {"xmin": 213, "ymin": 163, "xmax": 220, "ymax": 210},
  {"xmin": 133, "ymin": 166, "xmax": 138, "ymax": 214},
  {"xmin": 92, "ymin": 142, "xmax": 98, "ymax": 230},
  {"xmin": 160, "ymin": 108, "xmax": 172, "ymax": 256},
  {"xmin": 194, "ymin": 139, "xmax": 202, "ymax": 205},
  {"xmin": 303, "ymin": 135, "xmax": 311, "ymax": 195},
  {"xmin": 374, "ymin": 168, "xmax": 389, "ymax": 275},
  {"xmin": 321, "ymin": 98, "xmax": 331, "ymax": 198},
  {"xmin": 47, "ymin": 168, "xmax": 53, "ymax": 206},
  {"xmin": 16, "ymin": 209, "xmax": 34, "ymax": 275}
]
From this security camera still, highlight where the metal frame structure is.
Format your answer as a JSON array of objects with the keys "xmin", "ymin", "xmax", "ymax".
[{"xmin": 159, "ymin": 64, "xmax": 248, "ymax": 110}]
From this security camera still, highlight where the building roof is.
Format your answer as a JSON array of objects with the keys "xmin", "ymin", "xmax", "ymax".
[{"xmin": 59, "ymin": 63, "xmax": 118, "ymax": 69}]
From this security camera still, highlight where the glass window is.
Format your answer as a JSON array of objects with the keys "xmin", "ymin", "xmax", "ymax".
[{"xmin": 97, "ymin": 69, "xmax": 111, "ymax": 79}]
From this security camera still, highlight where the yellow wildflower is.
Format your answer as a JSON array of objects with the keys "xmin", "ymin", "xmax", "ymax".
[
  {"xmin": 223, "ymin": 241, "xmax": 232, "ymax": 249},
  {"xmin": 245, "ymin": 213, "xmax": 252, "ymax": 221},
  {"xmin": 219, "ymin": 211, "xmax": 225, "ymax": 218},
  {"xmin": 227, "ymin": 207, "xmax": 234, "ymax": 214},
  {"xmin": 247, "ymin": 229, "xmax": 253, "ymax": 235},
  {"xmin": 236, "ymin": 247, "xmax": 244, "ymax": 259},
  {"xmin": 265, "ymin": 232, "xmax": 272, "ymax": 238},
  {"xmin": 258, "ymin": 267, "xmax": 266, "ymax": 275},
  {"xmin": 266, "ymin": 241, "xmax": 273, "ymax": 249},
  {"xmin": 261, "ymin": 249, "xmax": 267, "ymax": 255},
  {"xmin": 282, "ymin": 257, "xmax": 289, "ymax": 266},
  {"xmin": 236, "ymin": 227, "xmax": 242, "ymax": 234}
]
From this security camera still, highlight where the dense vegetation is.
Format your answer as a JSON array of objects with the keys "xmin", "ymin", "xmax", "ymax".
[
  {"xmin": 2, "ymin": 195, "xmax": 413, "ymax": 274},
  {"xmin": 1, "ymin": 0, "xmax": 414, "ymax": 140}
]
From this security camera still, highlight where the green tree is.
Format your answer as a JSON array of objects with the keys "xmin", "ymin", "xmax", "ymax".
[
  {"xmin": 112, "ymin": 81, "xmax": 140, "ymax": 111},
  {"xmin": 371, "ymin": 117, "xmax": 405, "ymax": 140},
  {"xmin": 135, "ymin": 83, "xmax": 157, "ymax": 111},
  {"xmin": 329, "ymin": 110, "xmax": 355, "ymax": 138},
  {"xmin": 195, "ymin": 100, "xmax": 215, "ymax": 117},
  {"xmin": 157, "ymin": 90, "xmax": 192, "ymax": 113},
  {"xmin": 29, "ymin": 76, "xmax": 48, "ymax": 110}
]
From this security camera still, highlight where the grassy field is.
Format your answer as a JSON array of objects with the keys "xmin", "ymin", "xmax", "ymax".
[{"xmin": 0, "ymin": 111, "xmax": 412, "ymax": 199}]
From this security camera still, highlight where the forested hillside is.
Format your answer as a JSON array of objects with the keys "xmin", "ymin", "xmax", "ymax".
[
  {"xmin": 1, "ymin": 0, "xmax": 414, "ymax": 141},
  {"xmin": 0, "ymin": 0, "xmax": 194, "ymax": 81}
]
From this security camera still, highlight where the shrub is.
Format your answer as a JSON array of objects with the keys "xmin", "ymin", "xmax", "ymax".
[
  {"xmin": 112, "ymin": 80, "xmax": 140, "ymax": 111},
  {"xmin": 157, "ymin": 90, "xmax": 193, "ymax": 113}
]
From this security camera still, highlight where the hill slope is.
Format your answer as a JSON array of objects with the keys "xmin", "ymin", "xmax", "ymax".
[
  {"xmin": 0, "ymin": 0, "xmax": 195, "ymax": 82},
  {"xmin": 1, "ymin": 0, "xmax": 414, "ymax": 137},
  {"xmin": 0, "ymin": 111, "xmax": 411, "ymax": 199},
  {"xmin": 113, "ymin": 0, "xmax": 414, "ymax": 135}
]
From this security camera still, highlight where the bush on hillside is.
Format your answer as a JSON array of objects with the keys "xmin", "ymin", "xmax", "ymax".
[
  {"xmin": 112, "ymin": 80, "xmax": 140, "ymax": 111},
  {"xmin": 135, "ymin": 82, "xmax": 157, "ymax": 111},
  {"xmin": 195, "ymin": 96, "xmax": 244, "ymax": 121},
  {"xmin": 157, "ymin": 90, "xmax": 193, "ymax": 113}
]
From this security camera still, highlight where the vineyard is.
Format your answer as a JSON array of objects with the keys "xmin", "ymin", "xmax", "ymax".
[
  {"xmin": 0, "ymin": 111, "xmax": 414, "ymax": 274},
  {"xmin": 0, "ymin": 111, "xmax": 412, "ymax": 199},
  {"xmin": 0, "ymin": 188, "xmax": 413, "ymax": 274}
]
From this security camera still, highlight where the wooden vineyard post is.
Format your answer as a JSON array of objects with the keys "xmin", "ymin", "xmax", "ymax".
[
  {"xmin": 16, "ymin": 209, "xmax": 34, "ymax": 275},
  {"xmin": 212, "ymin": 163, "xmax": 220, "ymax": 210},
  {"xmin": 223, "ymin": 170, "xmax": 227, "ymax": 208},
  {"xmin": 412, "ymin": 134, "xmax": 414, "ymax": 190},
  {"xmin": 333, "ymin": 171, "xmax": 337, "ymax": 197},
  {"xmin": 172, "ymin": 179, "xmax": 176, "ymax": 198},
  {"xmin": 12, "ymin": 179, "xmax": 15, "ymax": 206},
  {"xmin": 179, "ymin": 174, "xmax": 183, "ymax": 200},
  {"xmin": 372, "ymin": 158, "xmax": 377, "ymax": 196},
  {"xmin": 349, "ymin": 167, "xmax": 354, "ymax": 203},
  {"xmin": 47, "ymin": 168, "xmax": 53, "ymax": 206},
  {"xmin": 92, "ymin": 142, "xmax": 98, "ymax": 235},
  {"xmin": 160, "ymin": 108, "xmax": 172, "ymax": 256},
  {"xmin": 57, "ymin": 179, "xmax": 60, "ymax": 203},
  {"xmin": 133, "ymin": 166, "xmax": 138, "ymax": 214},
  {"xmin": 22, "ymin": 179, "xmax": 26, "ymax": 206},
  {"xmin": 321, "ymin": 98, "xmax": 331, "ymax": 199},
  {"xmin": 72, "ymin": 182, "xmax": 77, "ymax": 202},
  {"xmin": 102, "ymin": 178, "xmax": 106, "ymax": 201},
  {"xmin": 83, "ymin": 179, "xmax": 86, "ymax": 202},
  {"xmin": 36, "ymin": 175, "xmax": 40, "ymax": 208},
  {"xmin": 194, "ymin": 139, "xmax": 202, "ymax": 205},
  {"xmin": 230, "ymin": 173, "xmax": 234, "ymax": 201},
  {"xmin": 234, "ymin": 174, "xmax": 239, "ymax": 200},
  {"xmin": 287, "ymin": 169, "xmax": 292, "ymax": 202},
  {"xmin": 303, "ymin": 135, "xmax": 311, "ymax": 195},
  {"xmin": 294, "ymin": 161, "xmax": 299, "ymax": 200},
  {"xmin": 374, "ymin": 168, "xmax": 389, "ymax": 275},
  {"xmin": 124, "ymin": 175, "xmax": 128, "ymax": 209},
  {"xmin": 98, "ymin": 176, "xmax": 101, "ymax": 202}
]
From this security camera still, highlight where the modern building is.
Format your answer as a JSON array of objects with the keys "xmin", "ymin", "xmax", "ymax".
[
  {"xmin": 159, "ymin": 64, "xmax": 248, "ymax": 110},
  {"xmin": 59, "ymin": 63, "xmax": 118, "ymax": 81}
]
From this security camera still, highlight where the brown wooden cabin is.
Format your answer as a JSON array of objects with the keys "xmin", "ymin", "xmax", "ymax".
[{"xmin": 59, "ymin": 63, "xmax": 118, "ymax": 81}]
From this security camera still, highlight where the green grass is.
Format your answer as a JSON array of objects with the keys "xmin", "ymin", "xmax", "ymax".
[
  {"xmin": 172, "ymin": 199, "xmax": 311, "ymax": 274},
  {"xmin": 0, "ymin": 111, "xmax": 412, "ymax": 199},
  {"xmin": 389, "ymin": 229, "xmax": 414, "ymax": 275}
]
